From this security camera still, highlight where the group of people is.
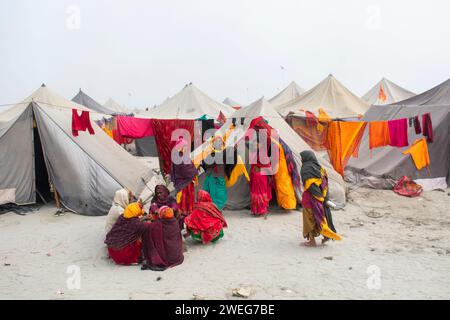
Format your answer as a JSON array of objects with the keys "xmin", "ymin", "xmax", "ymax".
[
  {"xmin": 104, "ymin": 184, "xmax": 228, "ymax": 270},
  {"xmin": 104, "ymin": 130, "xmax": 342, "ymax": 269}
]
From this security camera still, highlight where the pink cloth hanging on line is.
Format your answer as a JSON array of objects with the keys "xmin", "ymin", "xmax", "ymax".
[
  {"xmin": 388, "ymin": 118, "xmax": 408, "ymax": 147},
  {"xmin": 117, "ymin": 116, "xmax": 154, "ymax": 139}
]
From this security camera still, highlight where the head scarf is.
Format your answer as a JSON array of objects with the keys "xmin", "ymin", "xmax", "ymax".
[
  {"xmin": 300, "ymin": 150, "xmax": 323, "ymax": 182},
  {"xmin": 197, "ymin": 189, "xmax": 213, "ymax": 203},
  {"xmin": 151, "ymin": 185, "xmax": 172, "ymax": 206},
  {"xmin": 113, "ymin": 189, "xmax": 129, "ymax": 209},
  {"xmin": 194, "ymin": 190, "xmax": 227, "ymax": 227},
  {"xmin": 158, "ymin": 206, "xmax": 174, "ymax": 219},
  {"xmin": 123, "ymin": 202, "xmax": 144, "ymax": 219}
]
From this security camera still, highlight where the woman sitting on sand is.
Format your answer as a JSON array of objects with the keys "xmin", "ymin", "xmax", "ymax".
[
  {"xmin": 184, "ymin": 190, "xmax": 228, "ymax": 244},
  {"xmin": 300, "ymin": 150, "xmax": 341, "ymax": 247},
  {"xmin": 105, "ymin": 202, "xmax": 149, "ymax": 265},
  {"xmin": 105, "ymin": 188, "xmax": 133, "ymax": 234},
  {"xmin": 149, "ymin": 185, "xmax": 178, "ymax": 222},
  {"xmin": 141, "ymin": 206, "xmax": 184, "ymax": 271}
]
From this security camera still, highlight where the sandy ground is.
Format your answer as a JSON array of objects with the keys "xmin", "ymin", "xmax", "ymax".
[{"xmin": 1, "ymin": 188, "xmax": 450, "ymax": 300}]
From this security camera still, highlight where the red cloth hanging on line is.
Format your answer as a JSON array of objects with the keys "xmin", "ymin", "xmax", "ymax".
[
  {"xmin": 151, "ymin": 119, "xmax": 195, "ymax": 175},
  {"xmin": 117, "ymin": 116, "xmax": 154, "ymax": 139},
  {"xmin": 422, "ymin": 113, "xmax": 433, "ymax": 143},
  {"xmin": 72, "ymin": 109, "xmax": 95, "ymax": 136}
]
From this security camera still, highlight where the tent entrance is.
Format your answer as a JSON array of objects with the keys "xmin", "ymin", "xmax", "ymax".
[{"xmin": 33, "ymin": 117, "xmax": 52, "ymax": 204}]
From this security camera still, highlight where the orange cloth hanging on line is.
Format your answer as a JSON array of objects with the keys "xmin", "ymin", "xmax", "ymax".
[
  {"xmin": 369, "ymin": 121, "xmax": 391, "ymax": 150},
  {"xmin": 402, "ymin": 138, "xmax": 430, "ymax": 171},
  {"xmin": 326, "ymin": 121, "xmax": 367, "ymax": 177}
]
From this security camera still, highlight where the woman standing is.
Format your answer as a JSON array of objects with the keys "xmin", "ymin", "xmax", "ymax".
[{"xmin": 300, "ymin": 151, "xmax": 341, "ymax": 247}]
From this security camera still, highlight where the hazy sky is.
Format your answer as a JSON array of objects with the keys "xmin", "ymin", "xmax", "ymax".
[{"xmin": 1, "ymin": 0, "xmax": 450, "ymax": 110}]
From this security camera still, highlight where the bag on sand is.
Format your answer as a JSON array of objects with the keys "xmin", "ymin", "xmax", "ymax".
[{"xmin": 393, "ymin": 176, "xmax": 423, "ymax": 197}]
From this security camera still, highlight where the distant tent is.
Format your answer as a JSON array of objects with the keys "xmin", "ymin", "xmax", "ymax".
[
  {"xmin": 104, "ymin": 98, "xmax": 129, "ymax": 114},
  {"xmin": 362, "ymin": 78, "xmax": 415, "ymax": 105},
  {"xmin": 276, "ymin": 75, "xmax": 370, "ymax": 118},
  {"xmin": 223, "ymin": 97, "xmax": 241, "ymax": 110},
  {"xmin": 191, "ymin": 97, "xmax": 347, "ymax": 209},
  {"xmin": 138, "ymin": 83, "xmax": 235, "ymax": 119},
  {"xmin": 0, "ymin": 85, "xmax": 158, "ymax": 215},
  {"xmin": 347, "ymin": 79, "xmax": 450, "ymax": 190},
  {"xmin": 269, "ymin": 81, "xmax": 305, "ymax": 108},
  {"xmin": 72, "ymin": 89, "xmax": 119, "ymax": 115}
]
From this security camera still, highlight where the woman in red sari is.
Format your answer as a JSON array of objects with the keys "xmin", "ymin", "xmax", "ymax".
[
  {"xmin": 250, "ymin": 162, "xmax": 272, "ymax": 216},
  {"xmin": 105, "ymin": 202, "xmax": 149, "ymax": 265},
  {"xmin": 184, "ymin": 190, "xmax": 228, "ymax": 244},
  {"xmin": 246, "ymin": 117, "xmax": 274, "ymax": 216}
]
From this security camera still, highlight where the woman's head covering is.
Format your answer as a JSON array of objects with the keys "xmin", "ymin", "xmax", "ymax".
[
  {"xmin": 123, "ymin": 202, "xmax": 144, "ymax": 219},
  {"xmin": 113, "ymin": 189, "xmax": 129, "ymax": 209},
  {"xmin": 300, "ymin": 150, "xmax": 323, "ymax": 181},
  {"xmin": 197, "ymin": 189, "xmax": 213, "ymax": 203},
  {"xmin": 152, "ymin": 185, "xmax": 170, "ymax": 203},
  {"xmin": 158, "ymin": 206, "xmax": 174, "ymax": 219}
]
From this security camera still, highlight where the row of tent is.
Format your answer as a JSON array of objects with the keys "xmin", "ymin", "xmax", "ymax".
[
  {"xmin": 224, "ymin": 75, "xmax": 417, "ymax": 117},
  {"xmin": 1, "ymin": 76, "xmax": 448, "ymax": 216}
]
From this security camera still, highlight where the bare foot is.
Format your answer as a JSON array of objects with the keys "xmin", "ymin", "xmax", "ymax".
[{"xmin": 302, "ymin": 240, "xmax": 317, "ymax": 247}]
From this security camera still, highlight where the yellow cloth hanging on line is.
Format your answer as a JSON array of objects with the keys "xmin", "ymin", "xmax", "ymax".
[{"xmin": 402, "ymin": 138, "xmax": 430, "ymax": 171}]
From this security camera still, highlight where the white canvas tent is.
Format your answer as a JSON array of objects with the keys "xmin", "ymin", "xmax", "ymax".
[
  {"xmin": 269, "ymin": 81, "xmax": 305, "ymax": 108},
  {"xmin": 191, "ymin": 97, "xmax": 347, "ymax": 209},
  {"xmin": 276, "ymin": 75, "xmax": 370, "ymax": 118},
  {"xmin": 138, "ymin": 83, "xmax": 235, "ymax": 119},
  {"xmin": 104, "ymin": 98, "xmax": 129, "ymax": 114},
  {"xmin": 362, "ymin": 78, "xmax": 416, "ymax": 105},
  {"xmin": 0, "ymin": 85, "xmax": 159, "ymax": 215}
]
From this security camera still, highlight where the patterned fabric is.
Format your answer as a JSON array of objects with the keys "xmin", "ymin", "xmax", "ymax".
[
  {"xmin": 151, "ymin": 119, "xmax": 194, "ymax": 174},
  {"xmin": 279, "ymin": 138, "xmax": 301, "ymax": 192}
]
